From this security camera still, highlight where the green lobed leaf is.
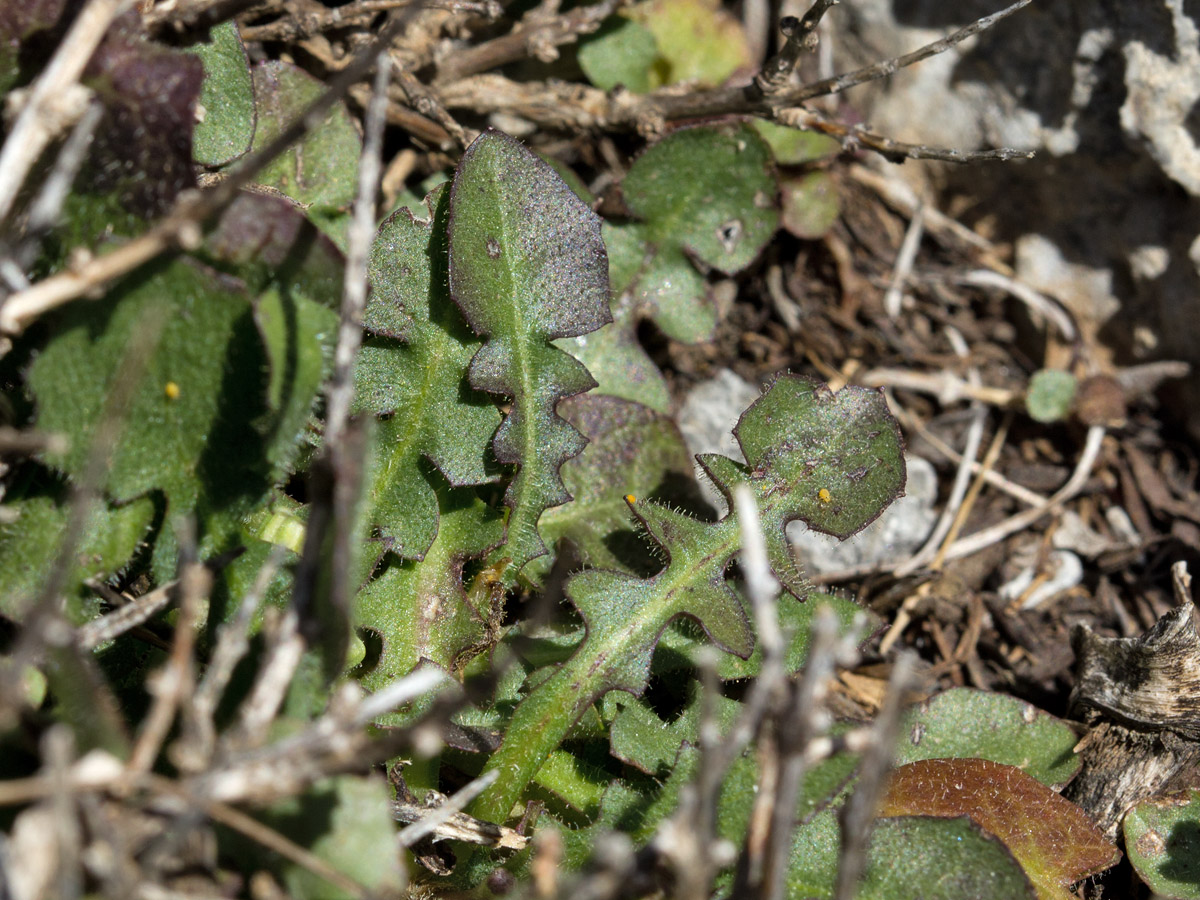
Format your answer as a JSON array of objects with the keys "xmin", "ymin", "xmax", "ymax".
[
  {"xmin": 467, "ymin": 376, "xmax": 902, "ymax": 831},
  {"xmin": 448, "ymin": 129, "xmax": 611, "ymax": 576},
  {"xmin": 607, "ymin": 682, "xmax": 741, "ymax": 778},
  {"xmin": 657, "ymin": 591, "xmax": 876, "ymax": 680},
  {"xmin": 880, "ymin": 758, "xmax": 1120, "ymax": 899},
  {"xmin": 189, "ymin": 20, "xmax": 255, "ymax": 166},
  {"xmin": 895, "ymin": 688, "xmax": 1081, "ymax": 790},
  {"xmin": 355, "ymin": 482, "xmax": 505, "ymax": 700},
  {"xmin": 733, "ymin": 373, "xmax": 907, "ymax": 542},
  {"xmin": 0, "ymin": 492, "xmax": 155, "ymax": 623},
  {"xmin": 29, "ymin": 251, "xmax": 331, "ymax": 582},
  {"xmin": 1124, "ymin": 789, "xmax": 1200, "ymax": 899},
  {"xmin": 615, "ymin": 123, "xmax": 778, "ymax": 344},
  {"xmin": 249, "ymin": 60, "xmax": 361, "ymax": 249},
  {"xmin": 527, "ymin": 393, "xmax": 701, "ymax": 586},
  {"xmin": 354, "ymin": 186, "xmax": 501, "ymax": 560}
]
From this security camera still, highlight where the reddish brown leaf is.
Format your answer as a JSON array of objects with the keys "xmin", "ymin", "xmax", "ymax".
[{"xmin": 880, "ymin": 758, "xmax": 1120, "ymax": 899}]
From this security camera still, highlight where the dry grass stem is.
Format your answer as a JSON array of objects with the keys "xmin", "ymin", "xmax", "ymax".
[
  {"xmin": 938, "ymin": 425, "xmax": 1105, "ymax": 562},
  {"xmin": 0, "ymin": 0, "xmax": 133, "ymax": 226},
  {"xmin": 75, "ymin": 582, "xmax": 179, "ymax": 651}
]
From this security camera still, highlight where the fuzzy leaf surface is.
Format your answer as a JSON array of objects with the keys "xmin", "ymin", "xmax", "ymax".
[
  {"xmin": 448, "ymin": 129, "xmax": 611, "ymax": 576},
  {"xmin": 895, "ymin": 688, "xmax": 1081, "ymax": 789},
  {"xmin": 734, "ymin": 373, "xmax": 906, "ymax": 541},
  {"xmin": 1124, "ymin": 788, "xmax": 1200, "ymax": 899},
  {"xmin": 470, "ymin": 377, "xmax": 903, "ymax": 827},
  {"xmin": 249, "ymin": 60, "xmax": 360, "ymax": 247},
  {"xmin": 617, "ymin": 123, "xmax": 777, "ymax": 342},
  {"xmin": 0, "ymin": 493, "xmax": 155, "ymax": 623},
  {"xmin": 527, "ymin": 393, "xmax": 700, "ymax": 585},
  {"xmin": 857, "ymin": 817, "xmax": 1036, "ymax": 900},
  {"xmin": 881, "ymin": 758, "xmax": 1120, "ymax": 899},
  {"xmin": 656, "ymin": 590, "xmax": 874, "ymax": 679},
  {"xmin": 354, "ymin": 188, "xmax": 501, "ymax": 559},
  {"xmin": 190, "ymin": 21, "xmax": 254, "ymax": 166},
  {"xmin": 29, "ymin": 250, "xmax": 332, "ymax": 578},
  {"xmin": 355, "ymin": 482, "xmax": 504, "ymax": 697}
]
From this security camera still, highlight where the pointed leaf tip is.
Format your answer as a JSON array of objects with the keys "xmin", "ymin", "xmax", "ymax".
[{"xmin": 447, "ymin": 129, "xmax": 612, "ymax": 573}]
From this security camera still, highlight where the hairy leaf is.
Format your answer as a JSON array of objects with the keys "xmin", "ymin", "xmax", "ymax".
[
  {"xmin": 29, "ymin": 252, "xmax": 330, "ymax": 579},
  {"xmin": 880, "ymin": 759, "xmax": 1120, "ymax": 898},
  {"xmin": 1124, "ymin": 788, "xmax": 1200, "ymax": 899},
  {"xmin": 354, "ymin": 187, "xmax": 501, "ymax": 559},
  {"xmin": 469, "ymin": 377, "xmax": 903, "ymax": 827},
  {"xmin": 448, "ymin": 129, "xmax": 611, "ymax": 576},
  {"xmin": 527, "ymin": 393, "xmax": 701, "ymax": 585},
  {"xmin": 657, "ymin": 590, "xmax": 874, "ymax": 679},
  {"xmin": 858, "ymin": 817, "xmax": 1036, "ymax": 900},
  {"xmin": 190, "ymin": 20, "xmax": 255, "ymax": 167},
  {"xmin": 249, "ymin": 60, "xmax": 360, "ymax": 248},
  {"xmin": 895, "ymin": 688, "xmax": 1082, "ymax": 790},
  {"xmin": 0, "ymin": 492, "xmax": 154, "ymax": 623},
  {"xmin": 577, "ymin": 124, "xmax": 777, "ymax": 406},
  {"xmin": 355, "ymin": 482, "xmax": 504, "ymax": 696},
  {"xmin": 622, "ymin": 122, "xmax": 776, "ymax": 333}
]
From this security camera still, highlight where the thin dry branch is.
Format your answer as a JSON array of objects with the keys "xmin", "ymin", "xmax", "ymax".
[
  {"xmin": 394, "ymin": 769, "xmax": 528, "ymax": 850},
  {"xmin": 240, "ymin": 0, "xmax": 500, "ymax": 42},
  {"xmin": 175, "ymin": 546, "xmax": 288, "ymax": 772},
  {"xmin": 434, "ymin": 0, "xmax": 625, "ymax": 82},
  {"xmin": 833, "ymin": 654, "xmax": 915, "ymax": 900},
  {"xmin": 0, "ymin": 14, "xmax": 411, "ymax": 338},
  {"xmin": 125, "ymin": 546, "xmax": 208, "ymax": 778},
  {"xmin": 0, "ymin": 0, "xmax": 132, "ymax": 227},
  {"xmin": 754, "ymin": 1, "xmax": 839, "ymax": 94},
  {"xmin": 75, "ymin": 581, "xmax": 178, "ymax": 651},
  {"xmin": 433, "ymin": 0, "xmax": 1033, "ymax": 161}
]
